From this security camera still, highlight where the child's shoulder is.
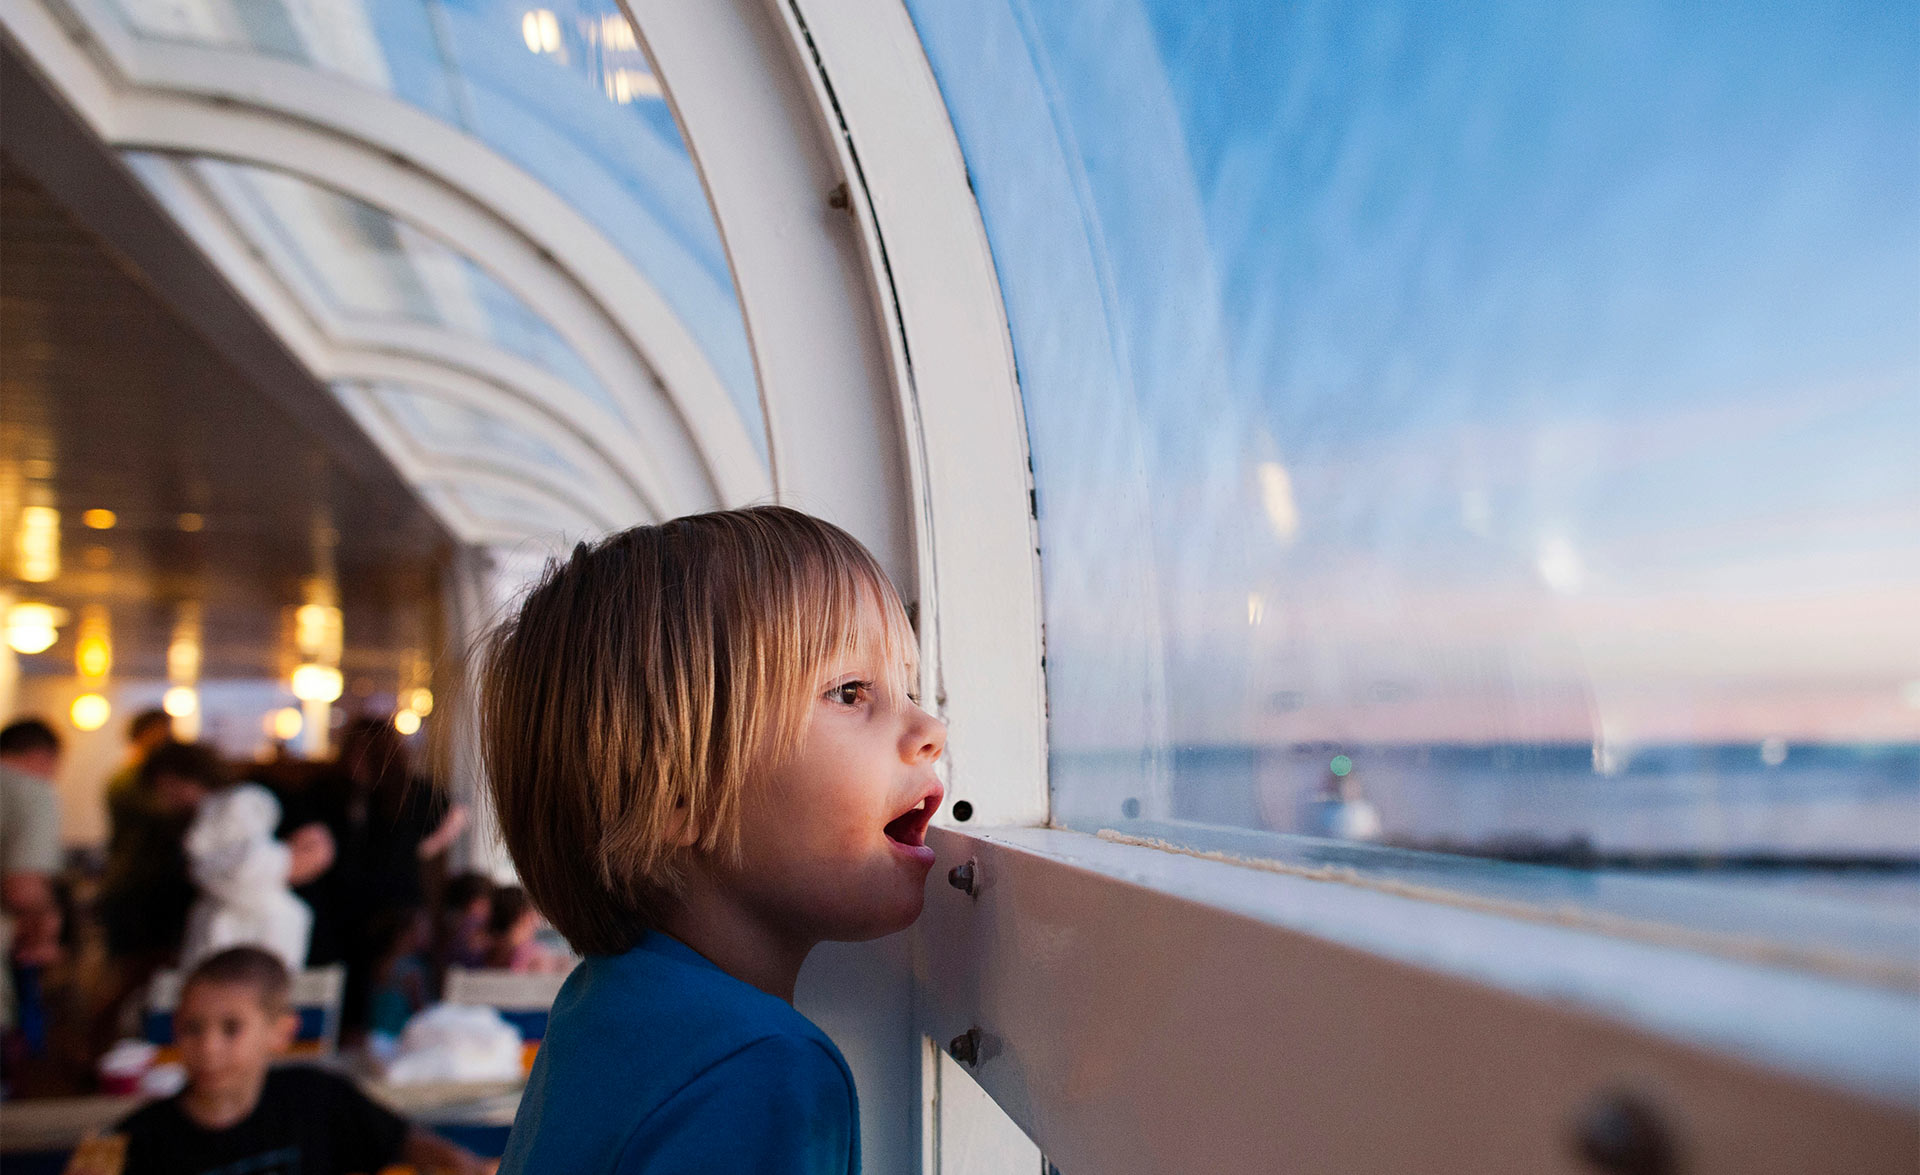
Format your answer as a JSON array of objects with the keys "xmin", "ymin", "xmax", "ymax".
[{"xmin": 553, "ymin": 935, "xmax": 848, "ymax": 1081}]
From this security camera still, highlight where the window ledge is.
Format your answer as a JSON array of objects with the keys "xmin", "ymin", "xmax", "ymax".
[{"xmin": 916, "ymin": 824, "xmax": 1919, "ymax": 1174}]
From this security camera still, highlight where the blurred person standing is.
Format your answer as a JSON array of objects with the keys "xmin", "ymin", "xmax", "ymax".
[
  {"xmin": 103, "ymin": 710, "xmax": 172, "ymax": 864},
  {"xmin": 90, "ymin": 742, "xmax": 220, "ymax": 1055},
  {"xmin": 1, "ymin": 718, "xmax": 65, "ymax": 1073},
  {"xmin": 278, "ymin": 718, "xmax": 463, "ymax": 1036}
]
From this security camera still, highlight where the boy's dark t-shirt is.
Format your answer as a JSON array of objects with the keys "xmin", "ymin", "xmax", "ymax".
[{"xmin": 116, "ymin": 1065, "xmax": 408, "ymax": 1175}]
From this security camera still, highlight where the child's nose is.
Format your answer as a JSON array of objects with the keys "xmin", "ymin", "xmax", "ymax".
[{"xmin": 904, "ymin": 708, "xmax": 947, "ymax": 764}]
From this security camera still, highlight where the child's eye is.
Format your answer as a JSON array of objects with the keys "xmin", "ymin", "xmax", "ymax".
[{"xmin": 826, "ymin": 680, "xmax": 869, "ymax": 705}]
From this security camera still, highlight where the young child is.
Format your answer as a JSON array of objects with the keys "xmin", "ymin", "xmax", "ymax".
[
  {"xmin": 104, "ymin": 946, "xmax": 493, "ymax": 1175},
  {"xmin": 480, "ymin": 887, "xmax": 565, "ymax": 974},
  {"xmin": 434, "ymin": 872, "xmax": 495, "ymax": 981},
  {"xmin": 480, "ymin": 507, "xmax": 946, "ymax": 1173},
  {"xmin": 366, "ymin": 907, "xmax": 432, "ymax": 1043}
]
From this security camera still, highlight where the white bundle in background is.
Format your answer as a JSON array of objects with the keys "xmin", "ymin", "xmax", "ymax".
[
  {"xmin": 180, "ymin": 783, "xmax": 312, "ymax": 971},
  {"xmin": 384, "ymin": 1003, "xmax": 524, "ymax": 1085}
]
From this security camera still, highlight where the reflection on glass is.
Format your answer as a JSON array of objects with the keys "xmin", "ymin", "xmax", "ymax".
[
  {"xmin": 106, "ymin": 0, "xmax": 763, "ymax": 456},
  {"xmin": 908, "ymin": 1, "xmax": 1920, "ymax": 925}
]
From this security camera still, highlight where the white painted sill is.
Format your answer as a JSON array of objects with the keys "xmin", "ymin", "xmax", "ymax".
[{"xmin": 914, "ymin": 824, "xmax": 1919, "ymax": 1175}]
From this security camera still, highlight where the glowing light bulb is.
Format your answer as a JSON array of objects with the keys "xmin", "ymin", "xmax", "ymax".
[
  {"xmin": 82, "ymin": 509, "xmax": 116, "ymax": 530},
  {"xmin": 17, "ymin": 506, "xmax": 60, "ymax": 582},
  {"xmin": 5, "ymin": 602, "xmax": 65, "ymax": 655},
  {"xmin": 295, "ymin": 603, "xmax": 342, "ymax": 663},
  {"xmin": 70, "ymin": 693, "xmax": 111, "ymax": 732},
  {"xmin": 393, "ymin": 709, "xmax": 422, "ymax": 736},
  {"xmin": 162, "ymin": 686, "xmax": 199, "ymax": 718},
  {"xmin": 403, "ymin": 687, "xmax": 434, "ymax": 717},
  {"xmin": 270, "ymin": 707, "xmax": 304, "ymax": 741},
  {"xmin": 74, "ymin": 607, "xmax": 111, "ymax": 679},
  {"xmin": 290, "ymin": 663, "xmax": 344, "ymax": 703}
]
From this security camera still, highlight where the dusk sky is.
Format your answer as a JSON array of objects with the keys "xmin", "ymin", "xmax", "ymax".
[{"xmin": 910, "ymin": 0, "xmax": 1919, "ymax": 752}]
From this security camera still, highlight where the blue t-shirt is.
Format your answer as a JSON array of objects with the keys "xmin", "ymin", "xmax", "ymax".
[{"xmin": 499, "ymin": 931, "xmax": 859, "ymax": 1174}]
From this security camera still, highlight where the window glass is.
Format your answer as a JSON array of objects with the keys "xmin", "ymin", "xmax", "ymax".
[
  {"xmin": 905, "ymin": 0, "xmax": 1919, "ymax": 942},
  {"xmin": 106, "ymin": 0, "xmax": 764, "ymax": 456}
]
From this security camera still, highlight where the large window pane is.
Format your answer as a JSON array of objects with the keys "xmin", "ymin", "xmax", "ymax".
[{"xmin": 906, "ymin": 0, "xmax": 1918, "ymax": 953}]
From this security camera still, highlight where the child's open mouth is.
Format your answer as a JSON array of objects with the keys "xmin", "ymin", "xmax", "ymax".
[{"xmin": 883, "ymin": 790, "xmax": 941, "ymax": 865}]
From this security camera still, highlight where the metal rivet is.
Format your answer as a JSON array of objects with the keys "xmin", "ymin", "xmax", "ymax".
[
  {"xmin": 948, "ymin": 1027, "xmax": 981, "ymax": 1067},
  {"xmin": 1573, "ymin": 1090, "xmax": 1677, "ymax": 1175},
  {"xmin": 827, "ymin": 182, "xmax": 851, "ymax": 210},
  {"xmin": 948, "ymin": 859, "xmax": 977, "ymax": 896}
]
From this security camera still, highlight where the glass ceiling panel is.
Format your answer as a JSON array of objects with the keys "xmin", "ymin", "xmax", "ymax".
[
  {"xmin": 345, "ymin": 379, "xmax": 586, "ymax": 482},
  {"xmin": 152, "ymin": 153, "xmax": 620, "ymax": 421},
  {"xmin": 107, "ymin": 0, "xmax": 765, "ymax": 459}
]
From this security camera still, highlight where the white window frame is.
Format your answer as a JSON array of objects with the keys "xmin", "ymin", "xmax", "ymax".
[{"xmin": 624, "ymin": 2, "xmax": 1918, "ymax": 1173}]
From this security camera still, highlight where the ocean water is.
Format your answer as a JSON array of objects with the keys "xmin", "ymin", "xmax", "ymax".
[
  {"xmin": 1053, "ymin": 743, "xmax": 1920, "ymax": 859},
  {"xmin": 1053, "ymin": 743, "xmax": 1920, "ymax": 962}
]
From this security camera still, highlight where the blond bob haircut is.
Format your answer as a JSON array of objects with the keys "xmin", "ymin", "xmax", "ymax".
[{"xmin": 478, "ymin": 506, "xmax": 914, "ymax": 957}]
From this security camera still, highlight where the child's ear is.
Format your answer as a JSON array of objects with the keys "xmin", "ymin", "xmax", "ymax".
[
  {"xmin": 663, "ymin": 797, "xmax": 700, "ymax": 849},
  {"xmin": 271, "ymin": 1010, "xmax": 299, "ymax": 1051}
]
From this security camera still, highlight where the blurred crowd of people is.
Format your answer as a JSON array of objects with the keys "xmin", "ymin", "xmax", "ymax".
[{"xmin": 0, "ymin": 710, "xmax": 562, "ymax": 1098}]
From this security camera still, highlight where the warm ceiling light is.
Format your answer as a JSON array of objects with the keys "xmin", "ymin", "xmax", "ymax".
[
  {"xmin": 162, "ymin": 686, "xmax": 198, "ymax": 718},
  {"xmin": 5, "ymin": 602, "xmax": 66, "ymax": 655},
  {"xmin": 290, "ymin": 663, "xmax": 344, "ymax": 703},
  {"xmin": 294, "ymin": 603, "xmax": 343, "ymax": 663},
  {"xmin": 269, "ymin": 707, "xmax": 304, "ymax": 741},
  {"xmin": 17, "ymin": 505, "xmax": 60, "ymax": 582},
  {"xmin": 403, "ymin": 687, "xmax": 434, "ymax": 717},
  {"xmin": 75, "ymin": 606, "xmax": 111, "ymax": 679},
  {"xmin": 177, "ymin": 513, "xmax": 205, "ymax": 533},
  {"xmin": 82, "ymin": 509, "xmax": 117, "ymax": 530},
  {"xmin": 168, "ymin": 638, "xmax": 202, "ymax": 685},
  {"xmin": 70, "ymin": 693, "xmax": 111, "ymax": 732},
  {"xmin": 392, "ymin": 708, "xmax": 422, "ymax": 736}
]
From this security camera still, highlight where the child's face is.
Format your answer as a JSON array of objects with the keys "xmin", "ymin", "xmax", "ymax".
[
  {"xmin": 719, "ymin": 593, "xmax": 947, "ymax": 943},
  {"xmin": 175, "ymin": 982, "xmax": 297, "ymax": 1098}
]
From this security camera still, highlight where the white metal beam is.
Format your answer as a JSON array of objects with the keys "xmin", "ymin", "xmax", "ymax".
[{"xmin": 624, "ymin": 0, "xmax": 912, "ymax": 582}]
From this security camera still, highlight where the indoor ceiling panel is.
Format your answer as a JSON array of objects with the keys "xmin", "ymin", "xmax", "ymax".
[{"xmin": 0, "ymin": 156, "xmax": 446, "ymax": 686}]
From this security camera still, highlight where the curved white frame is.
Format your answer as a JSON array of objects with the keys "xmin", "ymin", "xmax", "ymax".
[
  {"xmin": 9, "ymin": 0, "xmax": 772, "ymax": 515},
  {"xmin": 626, "ymin": 1, "xmax": 1049, "ymax": 1169}
]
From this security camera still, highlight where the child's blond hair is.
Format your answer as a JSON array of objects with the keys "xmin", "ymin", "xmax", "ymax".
[{"xmin": 478, "ymin": 506, "xmax": 914, "ymax": 956}]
